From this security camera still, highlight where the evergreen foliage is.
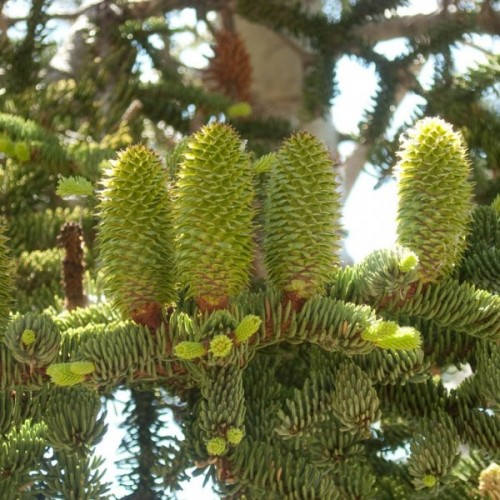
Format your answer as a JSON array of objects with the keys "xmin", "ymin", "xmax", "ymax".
[
  {"xmin": 0, "ymin": 0, "xmax": 499, "ymax": 498},
  {"xmin": 1, "ymin": 116, "xmax": 499, "ymax": 498}
]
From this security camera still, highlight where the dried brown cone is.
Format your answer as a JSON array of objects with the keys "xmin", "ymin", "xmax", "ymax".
[
  {"xmin": 205, "ymin": 31, "xmax": 252, "ymax": 103},
  {"xmin": 57, "ymin": 222, "xmax": 87, "ymax": 311}
]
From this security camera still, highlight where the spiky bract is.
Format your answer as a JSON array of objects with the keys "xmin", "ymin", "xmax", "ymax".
[
  {"xmin": 98, "ymin": 145, "xmax": 176, "ymax": 319},
  {"xmin": 264, "ymin": 132, "xmax": 341, "ymax": 299},
  {"xmin": 396, "ymin": 117, "xmax": 473, "ymax": 282},
  {"xmin": 176, "ymin": 123, "xmax": 254, "ymax": 310}
]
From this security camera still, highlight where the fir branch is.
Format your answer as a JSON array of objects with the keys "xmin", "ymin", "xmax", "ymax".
[
  {"xmin": 7, "ymin": 206, "xmax": 93, "ymax": 256},
  {"xmin": 0, "ymin": 389, "xmax": 40, "ymax": 437},
  {"xmin": 382, "ymin": 278, "xmax": 500, "ymax": 341},
  {"xmin": 117, "ymin": 389, "xmax": 162, "ymax": 498},
  {"xmin": 0, "ymin": 420, "xmax": 47, "ymax": 489},
  {"xmin": 3, "ymin": 313, "xmax": 61, "ymax": 370},
  {"xmin": 340, "ymin": 0, "xmax": 407, "ymax": 26},
  {"xmin": 237, "ymin": 0, "xmax": 333, "ymax": 50},
  {"xmin": 407, "ymin": 411, "xmax": 460, "ymax": 491},
  {"xmin": 352, "ymin": 10, "xmax": 499, "ymax": 43},
  {"xmin": 199, "ymin": 365, "xmax": 246, "ymax": 455},
  {"xmin": 227, "ymin": 439, "xmax": 339, "ymax": 499},
  {"xmin": 44, "ymin": 387, "xmax": 107, "ymax": 455},
  {"xmin": 3, "ymin": 0, "xmax": 49, "ymax": 92},
  {"xmin": 40, "ymin": 451, "xmax": 111, "ymax": 499},
  {"xmin": 0, "ymin": 113, "xmax": 76, "ymax": 173},
  {"xmin": 352, "ymin": 346, "xmax": 429, "ymax": 385}
]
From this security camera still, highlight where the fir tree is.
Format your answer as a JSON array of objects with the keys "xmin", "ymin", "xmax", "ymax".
[{"xmin": 0, "ymin": 1, "xmax": 499, "ymax": 498}]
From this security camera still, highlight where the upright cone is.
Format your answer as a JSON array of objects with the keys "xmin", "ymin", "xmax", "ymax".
[
  {"xmin": 97, "ymin": 145, "xmax": 176, "ymax": 324},
  {"xmin": 396, "ymin": 117, "xmax": 473, "ymax": 282},
  {"xmin": 175, "ymin": 123, "xmax": 254, "ymax": 311},
  {"xmin": 264, "ymin": 132, "xmax": 341, "ymax": 302}
]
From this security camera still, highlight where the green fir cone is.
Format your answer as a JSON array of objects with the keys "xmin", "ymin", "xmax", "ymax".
[
  {"xmin": 97, "ymin": 145, "xmax": 176, "ymax": 322},
  {"xmin": 264, "ymin": 132, "xmax": 342, "ymax": 301},
  {"xmin": 0, "ymin": 226, "xmax": 12, "ymax": 332},
  {"xmin": 176, "ymin": 123, "xmax": 254, "ymax": 311},
  {"xmin": 396, "ymin": 117, "xmax": 473, "ymax": 282}
]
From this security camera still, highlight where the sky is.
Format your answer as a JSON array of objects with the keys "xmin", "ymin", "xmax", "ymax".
[{"xmin": 3, "ymin": 0, "xmax": 499, "ymax": 498}]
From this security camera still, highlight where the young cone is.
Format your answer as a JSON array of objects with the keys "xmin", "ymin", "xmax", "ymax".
[
  {"xmin": 264, "ymin": 132, "xmax": 341, "ymax": 303},
  {"xmin": 396, "ymin": 118, "xmax": 473, "ymax": 282},
  {"xmin": 97, "ymin": 145, "xmax": 176, "ymax": 325},
  {"xmin": 175, "ymin": 123, "xmax": 254, "ymax": 311}
]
